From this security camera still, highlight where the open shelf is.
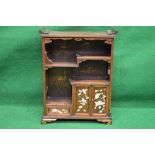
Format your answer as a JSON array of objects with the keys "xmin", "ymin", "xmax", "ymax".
[
  {"xmin": 45, "ymin": 56, "xmax": 111, "ymax": 68},
  {"xmin": 45, "ymin": 39, "xmax": 112, "ymax": 68},
  {"xmin": 46, "ymin": 97, "xmax": 71, "ymax": 107},
  {"xmin": 46, "ymin": 68, "xmax": 72, "ymax": 99},
  {"xmin": 76, "ymin": 54, "xmax": 111, "ymax": 63},
  {"xmin": 45, "ymin": 39, "xmax": 76, "ymax": 63},
  {"xmin": 76, "ymin": 40, "xmax": 111, "ymax": 56},
  {"xmin": 70, "ymin": 60, "xmax": 110, "ymax": 81}
]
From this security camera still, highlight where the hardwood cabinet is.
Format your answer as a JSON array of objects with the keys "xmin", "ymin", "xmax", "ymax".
[{"xmin": 40, "ymin": 29, "xmax": 117, "ymax": 124}]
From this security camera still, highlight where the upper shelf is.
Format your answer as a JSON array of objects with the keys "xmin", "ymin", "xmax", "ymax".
[
  {"xmin": 44, "ymin": 39, "xmax": 112, "ymax": 68},
  {"xmin": 76, "ymin": 54, "xmax": 111, "ymax": 63},
  {"xmin": 45, "ymin": 62, "xmax": 79, "ymax": 68},
  {"xmin": 45, "ymin": 54, "xmax": 111, "ymax": 68},
  {"xmin": 39, "ymin": 29, "xmax": 117, "ymax": 38},
  {"xmin": 46, "ymin": 97, "xmax": 72, "ymax": 107}
]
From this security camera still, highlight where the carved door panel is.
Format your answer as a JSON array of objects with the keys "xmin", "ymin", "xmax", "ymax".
[
  {"xmin": 92, "ymin": 86, "xmax": 109, "ymax": 114},
  {"xmin": 75, "ymin": 86, "xmax": 91, "ymax": 114}
]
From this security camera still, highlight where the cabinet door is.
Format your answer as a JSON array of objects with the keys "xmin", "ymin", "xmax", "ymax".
[
  {"xmin": 92, "ymin": 86, "xmax": 109, "ymax": 114},
  {"xmin": 75, "ymin": 86, "xmax": 91, "ymax": 114}
]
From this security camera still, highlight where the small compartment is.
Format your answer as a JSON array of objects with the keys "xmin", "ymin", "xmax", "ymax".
[
  {"xmin": 76, "ymin": 40, "xmax": 111, "ymax": 56},
  {"xmin": 45, "ymin": 39, "xmax": 77, "ymax": 63},
  {"xmin": 70, "ymin": 60, "xmax": 110, "ymax": 81},
  {"xmin": 46, "ymin": 68, "xmax": 72, "ymax": 108}
]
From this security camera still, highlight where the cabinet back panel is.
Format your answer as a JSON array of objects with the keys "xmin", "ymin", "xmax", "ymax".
[
  {"xmin": 46, "ymin": 68, "xmax": 72, "ymax": 98},
  {"xmin": 71, "ymin": 60, "xmax": 109, "ymax": 80},
  {"xmin": 45, "ymin": 40, "xmax": 76, "ymax": 62}
]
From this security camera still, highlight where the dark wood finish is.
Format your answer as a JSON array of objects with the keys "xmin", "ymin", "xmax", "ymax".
[{"xmin": 40, "ymin": 30, "xmax": 117, "ymax": 125}]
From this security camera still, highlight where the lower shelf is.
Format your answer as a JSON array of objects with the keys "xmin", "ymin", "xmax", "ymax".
[
  {"xmin": 46, "ymin": 97, "xmax": 71, "ymax": 115},
  {"xmin": 46, "ymin": 97, "xmax": 72, "ymax": 107}
]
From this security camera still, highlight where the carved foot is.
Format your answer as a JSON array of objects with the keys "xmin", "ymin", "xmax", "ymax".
[
  {"xmin": 41, "ymin": 119, "xmax": 47, "ymax": 125},
  {"xmin": 106, "ymin": 120, "xmax": 112, "ymax": 125},
  {"xmin": 97, "ymin": 119, "xmax": 112, "ymax": 125},
  {"xmin": 41, "ymin": 118, "xmax": 57, "ymax": 125}
]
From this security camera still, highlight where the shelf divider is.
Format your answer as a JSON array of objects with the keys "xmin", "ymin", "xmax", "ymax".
[{"xmin": 69, "ymin": 79, "xmax": 110, "ymax": 85}]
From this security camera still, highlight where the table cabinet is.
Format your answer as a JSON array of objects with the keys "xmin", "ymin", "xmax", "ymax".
[{"xmin": 40, "ymin": 29, "xmax": 117, "ymax": 124}]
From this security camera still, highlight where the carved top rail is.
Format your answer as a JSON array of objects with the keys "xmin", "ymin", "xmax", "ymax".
[{"xmin": 39, "ymin": 29, "xmax": 117, "ymax": 38}]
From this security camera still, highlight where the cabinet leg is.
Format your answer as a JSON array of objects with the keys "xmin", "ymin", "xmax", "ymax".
[
  {"xmin": 106, "ymin": 119, "xmax": 112, "ymax": 125},
  {"xmin": 97, "ymin": 119, "xmax": 112, "ymax": 125},
  {"xmin": 41, "ymin": 119, "xmax": 47, "ymax": 125},
  {"xmin": 41, "ymin": 118, "xmax": 57, "ymax": 125}
]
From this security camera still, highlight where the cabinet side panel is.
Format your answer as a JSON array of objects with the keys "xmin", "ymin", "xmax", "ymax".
[
  {"xmin": 41, "ymin": 37, "xmax": 48, "ymax": 115},
  {"xmin": 108, "ymin": 39, "xmax": 114, "ymax": 114},
  {"xmin": 71, "ymin": 85, "xmax": 76, "ymax": 115}
]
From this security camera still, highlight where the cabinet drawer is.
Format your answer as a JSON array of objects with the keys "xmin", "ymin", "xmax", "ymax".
[{"xmin": 47, "ymin": 107, "xmax": 70, "ymax": 116}]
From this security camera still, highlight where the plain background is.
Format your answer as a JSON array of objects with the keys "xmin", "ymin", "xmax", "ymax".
[{"xmin": 0, "ymin": 26, "xmax": 155, "ymax": 128}]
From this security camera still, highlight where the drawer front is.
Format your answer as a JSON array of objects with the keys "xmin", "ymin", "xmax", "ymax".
[
  {"xmin": 47, "ymin": 107, "xmax": 70, "ymax": 115},
  {"xmin": 92, "ymin": 86, "xmax": 109, "ymax": 114}
]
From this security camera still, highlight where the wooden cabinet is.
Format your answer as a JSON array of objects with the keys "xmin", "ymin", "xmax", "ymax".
[{"xmin": 40, "ymin": 29, "xmax": 117, "ymax": 125}]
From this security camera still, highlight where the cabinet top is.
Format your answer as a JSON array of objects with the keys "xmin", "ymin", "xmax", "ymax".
[{"xmin": 39, "ymin": 29, "xmax": 117, "ymax": 38}]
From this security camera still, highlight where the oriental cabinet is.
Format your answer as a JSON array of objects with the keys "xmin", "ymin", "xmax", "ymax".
[{"xmin": 40, "ymin": 29, "xmax": 117, "ymax": 125}]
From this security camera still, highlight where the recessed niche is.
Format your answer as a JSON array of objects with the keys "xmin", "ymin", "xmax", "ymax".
[{"xmin": 45, "ymin": 39, "xmax": 111, "ymax": 64}]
